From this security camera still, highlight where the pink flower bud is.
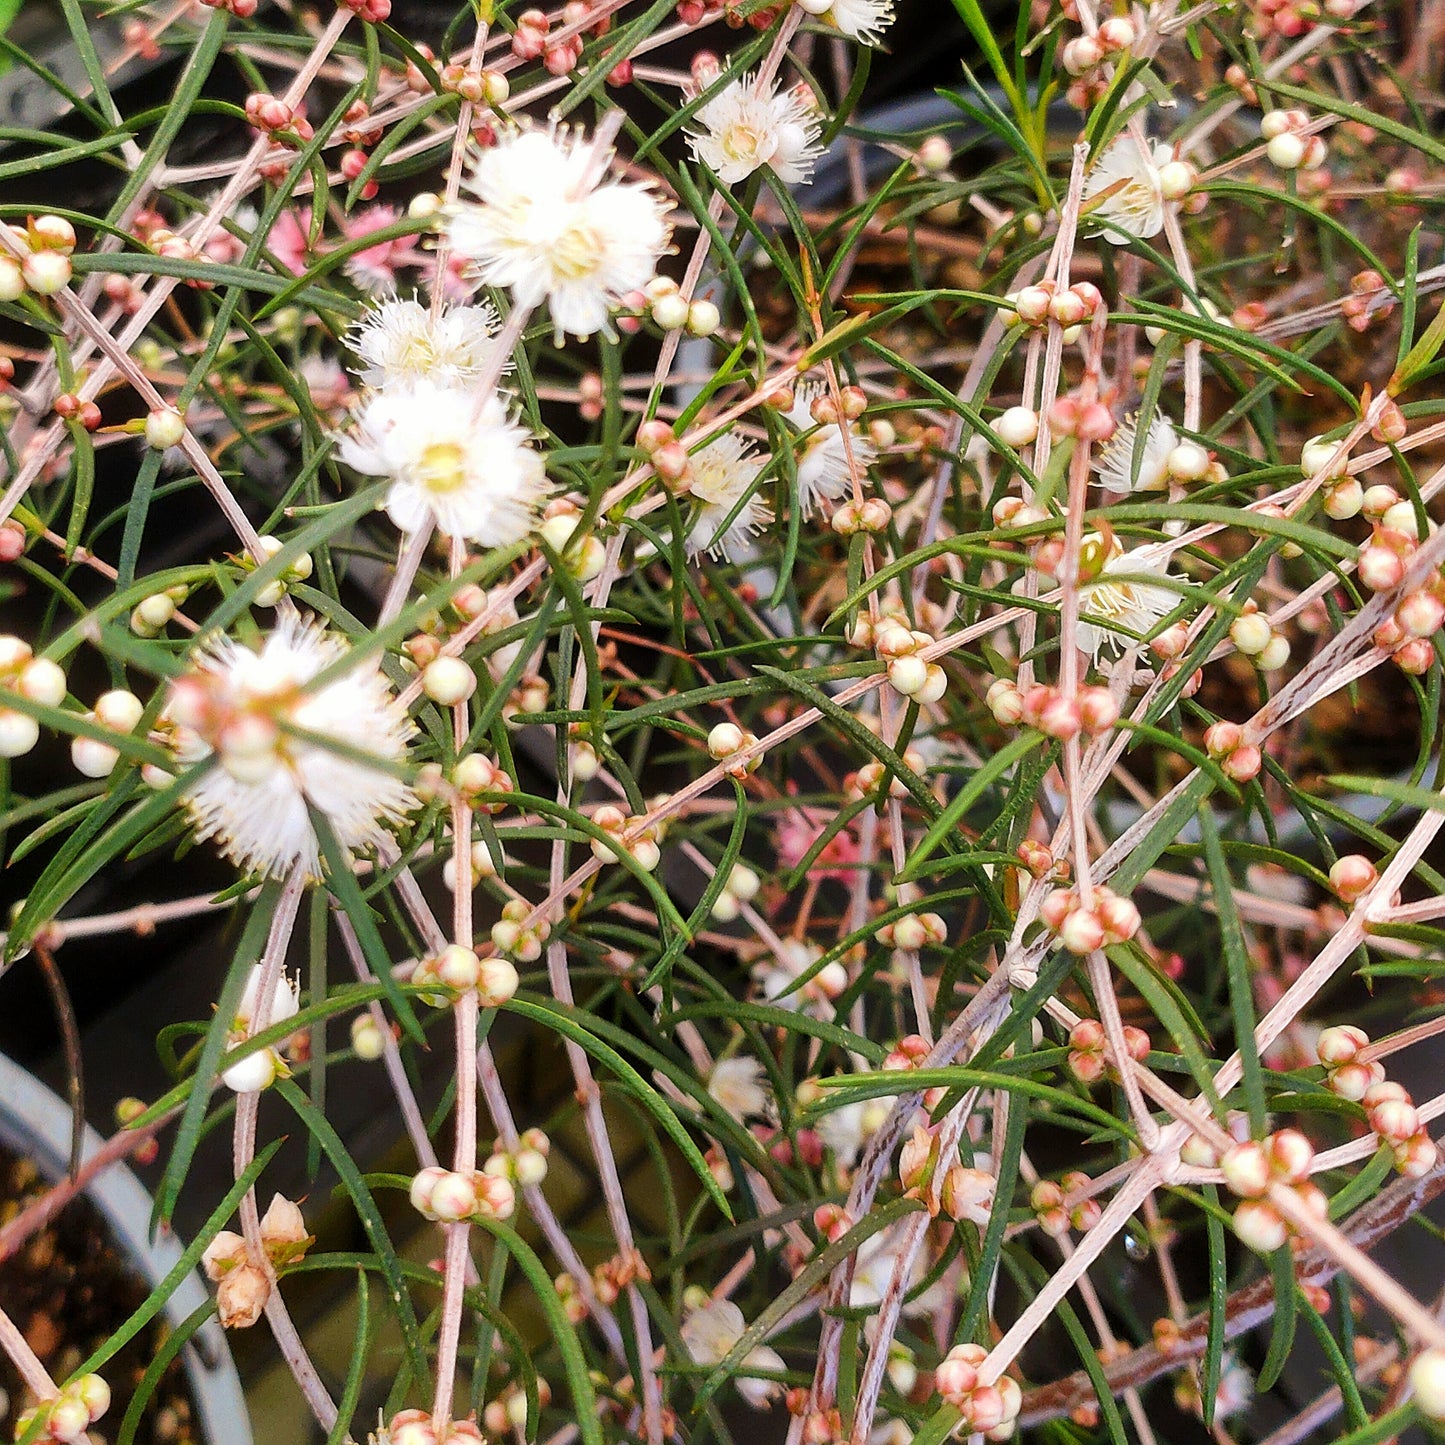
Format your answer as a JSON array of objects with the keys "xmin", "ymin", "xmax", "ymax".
[
  {"xmin": 1267, "ymin": 1128, "xmax": 1314, "ymax": 1184},
  {"xmin": 1328, "ymin": 856, "xmax": 1377, "ymax": 903},
  {"xmin": 1097, "ymin": 891, "xmax": 1141, "ymax": 944},
  {"xmin": 1204, "ymin": 721, "xmax": 1242, "ymax": 758},
  {"xmin": 1059, "ymin": 907, "xmax": 1105, "ymax": 954},
  {"xmin": 1078, "ymin": 686, "xmax": 1119, "ymax": 733},
  {"xmin": 1316, "ymin": 1024, "xmax": 1368, "ymax": 1065},
  {"xmin": 1358, "ymin": 543, "xmax": 1405, "ymax": 592},
  {"xmin": 1221, "ymin": 745, "xmax": 1261, "ymax": 783}
]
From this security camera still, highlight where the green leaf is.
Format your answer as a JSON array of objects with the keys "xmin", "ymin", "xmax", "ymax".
[
  {"xmin": 474, "ymin": 1218, "xmax": 603, "ymax": 1445},
  {"xmin": 1255, "ymin": 1246, "xmax": 1298, "ymax": 1393},
  {"xmin": 504, "ymin": 996, "xmax": 734, "ymax": 1221},
  {"xmin": 276, "ymin": 1079, "xmax": 430, "ymax": 1389},
  {"xmin": 900, "ymin": 732, "xmax": 1048, "ymax": 881},
  {"xmin": 693, "ymin": 1198, "xmax": 922, "ymax": 1410},
  {"xmin": 1199, "ymin": 807, "xmax": 1266, "ymax": 1133}
]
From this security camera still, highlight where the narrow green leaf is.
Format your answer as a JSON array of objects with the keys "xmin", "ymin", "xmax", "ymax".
[{"xmin": 1199, "ymin": 807, "xmax": 1266, "ymax": 1132}]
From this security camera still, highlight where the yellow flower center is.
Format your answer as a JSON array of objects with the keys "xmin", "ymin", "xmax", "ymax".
[
  {"xmin": 417, "ymin": 441, "xmax": 468, "ymax": 494},
  {"xmin": 551, "ymin": 220, "xmax": 602, "ymax": 282},
  {"xmin": 722, "ymin": 123, "xmax": 765, "ymax": 166}
]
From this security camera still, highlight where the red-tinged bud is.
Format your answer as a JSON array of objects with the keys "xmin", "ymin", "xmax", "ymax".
[
  {"xmin": 1268, "ymin": 1128, "xmax": 1315, "ymax": 1183},
  {"xmin": 1394, "ymin": 638, "xmax": 1435, "ymax": 675},
  {"xmin": 1076, "ymin": 402, "xmax": 1116, "ymax": 443},
  {"xmin": 1059, "ymin": 907, "xmax": 1105, "ymax": 954},
  {"xmin": 1221, "ymin": 744, "xmax": 1261, "ymax": 783},
  {"xmin": 1328, "ymin": 856, "xmax": 1377, "ymax": 903},
  {"xmin": 1016, "ymin": 838, "xmax": 1053, "ymax": 878},
  {"xmin": 1393, "ymin": 1131, "xmax": 1439, "ymax": 1178},
  {"xmin": 1121, "ymin": 1024, "xmax": 1151, "ymax": 1060},
  {"xmin": 1371, "ymin": 399, "xmax": 1408, "ymax": 445},
  {"xmin": 1204, "ymin": 721, "xmax": 1242, "ymax": 758},
  {"xmin": 1078, "ymin": 686, "xmax": 1119, "ymax": 733}
]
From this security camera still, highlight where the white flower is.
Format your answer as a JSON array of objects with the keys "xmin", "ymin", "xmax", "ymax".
[
  {"xmin": 347, "ymin": 298, "xmax": 503, "ymax": 389},
  {"xmin": 221, "ymin": 966, "xmax": 300, "ymax": 1093},
  {"xmin": 1084, "ymin": 134, "xmax": 1174, "ymax": 244},
  {"xmin": 708, "ymin": 1057, "xmax": 773, "ymax": 1122},
  {"xmin": 848, "ymin": 1224, "xmax": 936, "ymax": 1313},
  {"xmin": 445, "ymin": 126, "xmax": 673, "ymax": 340},
  {"xmin": 688, "ymin": 74, "xmax": 823, "ymax": 187},
  {"xmin": 810, "ymin": 0, "xmax": 896, "ymax": 45},
  {"xmin": 786, "ymin": 382, "xmax": 877, "ymax": 517},
  {"xmin": 687, "ymin": 431, "xmax": 773, "ymax": 559},
  {"xmin": 1214, "ymin": 1354, "xmax": 1253, "ymax": 1420},
  {"xmin": 1076, "ymin": 538, "xmax": 1180, "ymax": 661},
  {"xmin": 752, "ymin": 938, "xmax": 846, "ymax": 1017},
  {"xmin": 681, "ymin": 1298, "xmax": 785, "ymax": 1408},
  {"xmin": 166, "ymin": 615, "xmax": 417, "ymax": 880},
  {"xmin": 1093, "ymin": 410, "xmax": 1178, "ymax": 494},
  {"xmin": 338, "ymin": 379, "xmax": 547, "ymax": 545}
]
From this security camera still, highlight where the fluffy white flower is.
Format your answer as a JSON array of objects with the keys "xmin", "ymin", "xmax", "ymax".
[
  {"xmin": 1076, "ymin": 539, "xmax": 1179, "ymax": 661},
  {"xmin": 786, "ymin": 382, "xmax": 878, "ymax": 517},
  {"xmin": 680, "ymin": 1298, "xmax": 785, "ymax": 1408},
  {"xmin": 1084, "ymin": 134, "xmax": 1174, "ymax": 244},
  {"xmin": 1093, "ymin": 410, "xmax": 1178, "ymax": 494},
  {"xmin": 811, "ymin": 0, "xmax": 896, "ymax": 45},
  {"xmin": 445, "ymin": 126, "xmax": 673, "ymax": 340},
  {"xmin": 347, "ymin": 298, "xmax": 503, "ymax": 389},
  {"xmin": 687, "ymin": 431, "xmax": 773, "ymax": 560},
  {"xmin": 338, "ymin": 379, "xmax": 547, "ymax": 545},
  {"xmin": 708, "ymin": 1056, "xmax": 773, "ymax": 1121},
  {"xmin": 166, "ymin": 615, "xmax": 417, "ymax": 880},
  {"xmin": 688, "ymin": 74, "xmax": 824, "ymax": 186}
]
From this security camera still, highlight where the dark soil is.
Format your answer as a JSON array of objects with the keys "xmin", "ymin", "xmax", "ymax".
[{"xmin": 0, "ymin": 1143, "xmax": 199, "ymax": 1444}]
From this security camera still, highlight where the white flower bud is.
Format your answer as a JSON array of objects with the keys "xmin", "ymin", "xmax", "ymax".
[
  {"xmin": 95, "ymin": 688, "xmax": 144, "ymax": 732},
  {"xmin": 72, "ymin": 734, "xmax": 120, "ymax": 778},
  {"xmin": 1229, "ymin": 612, "xmax": 1273, "ymax": 656},
  {"xmin": 651, "ymin": 291, "xmax": 690, "ymax": 331},
  {"xmin": 1302, "ymin": 435, "xmax": 1348, "ymax": 478},
  {"xmin": 351, "ymin": 1013, "xmax": 387, "ymax": 1060},
  {"xmin": 1266, "ymin": 132, "xmax": 1307, "ymax": 170},
  {"xmin": 1256, "ymin": 633, "xmax": 1291, "ymax": 671},
  {"xmin": 687, "ymin": 300, "xmax": 721, "ymax": 336},
  {"xmin": 1157, "ymin": 160, "xmax": 1196, "ymax": 200},
  {"xmin": 422, "ymin": 656, "xmax": 477, "ymax": 707},
  {"xmin": 17, "ymin": 657, "xmax": 66, "ymax": 707},
  {"xmin": 1410, "ymin": 1347, "xmax": 1445, "ymax": 1420},
  {"xmin": 145, "ymin": 407, "xmax": 187, "ymax": 450},
  {"xmin": 22, "ymin": 249, "xmax": 71, "ymax": 295},
  {"xmin": 994, "ymin": 406, "xmax": 1039, "ymax": 448}
]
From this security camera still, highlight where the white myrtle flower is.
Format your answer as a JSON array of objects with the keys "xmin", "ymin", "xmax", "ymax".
[
  {"xmin": 810, "ymin": 0, "xmax": 896, "ymax": 45},
  {"xmin": 1084, "ymin": 134, "xmax": 1174, "ymax": 244},
  {"xmin": 1076, "ymin": 538, "xmax": 1180, "ymax": 662},
  {"xmin": 347, "ymin": 298, "xmax": 503, "ymax": 389},
  {"xmin": 338, "ymin": 379, "xmax": 547, "ymax": 546},
  {"xmin": 687, "ymin": 431, "xmax": 773, "ymax": 560},
  {"xmin": 752, "ymin": 938, "xmax": 846, "ymax": 1017},
  {"xmin": 222, "ymin": 966, "xmax": 300, "ymax": 1093},
  {"xmin": 1093, "ymin": 410, "xmax": 1178, "ymax": 493},
  {"xmin": 786, "ymin": 382, "xmax": 878, "ymax": 517},
  {"xmin": 1214, "ymin": 1354, "xmax": 1254, "ymax": 1420},
  {"xmin": 680, "ymin": 1298, "xmax": 786, "ymax": 1408},
  {"xmin": 445, "ymin": 126, "xmax": 673, "ymax": 340},
  {"xmin": 708, "ymin": 1056, "xmax": 773, "ymax": 1122},
  {"xmin": 848, "ymin": 1223, "xmax": 940, "ymax": 1314},
  {"xmin": 166, "ymin": 615, "xmax": 417, "ymax": 880},
  {"xmin": 688, "ymin": 74, "xmax": 824, "ymax": 187}
]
